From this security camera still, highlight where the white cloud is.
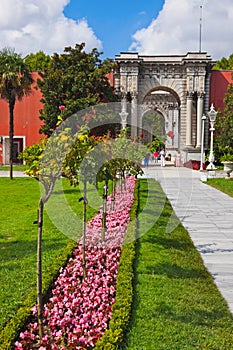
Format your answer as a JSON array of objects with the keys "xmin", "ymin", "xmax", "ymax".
[
  {"xmin": 130, "ymin": 0, "xmax": 233, "ymax": 60},
  {"xmin": 0, "ymin": 0, "xmax": 102, "ymax": 57}
]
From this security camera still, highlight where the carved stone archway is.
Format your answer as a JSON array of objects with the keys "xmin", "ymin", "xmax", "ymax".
[{"xmin": 114, "ymin": 52, "xmax": 214, "ymax": 162}]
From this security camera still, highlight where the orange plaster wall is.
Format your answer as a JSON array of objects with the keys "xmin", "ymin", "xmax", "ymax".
[
  {"xmin": 0, "ymin": 72, "xmax": 44, "ymax": 164},
  {"xmin": 106, "ymin": 71, "xmax": 115, "ymax": 87},
  {"xmin": 210, "ymin": 70, "xmax": 233, "ymax": 111},
  {"xmin": 0, "ymin": 72, "xmax": 44, "ymax": 144}
]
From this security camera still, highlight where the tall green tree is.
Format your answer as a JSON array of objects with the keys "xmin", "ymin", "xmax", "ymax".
[
  {"xmin": 0, "ymin": 47, "xmax": 33, "ymax": 179},
  {"xmin": 37, "ymin": 43, "xmax": 117, "ymax": 136},
  {"xmin": 214, "ymin": 81, "xmax": 233, "ymax": 160},
  {"xmin": 213, "ymin": 54, "xmax": 233, "ymax": 70},
  {"xmin": 24, "ymin": 50, "xmax": 51, "ymax": 72}
]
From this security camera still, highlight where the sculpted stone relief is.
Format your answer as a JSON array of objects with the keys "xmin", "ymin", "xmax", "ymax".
[{"xmin": 115, "ymin": 52, "xmax": 214, "ymax": 160}]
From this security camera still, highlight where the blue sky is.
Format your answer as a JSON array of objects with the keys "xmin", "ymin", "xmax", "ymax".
[
  {"xmin": 63, "ymin": 0, "xmax": 165, "ymax": 58},
  {"xmin": 1, "ymin": 0, "xmax": 233, "ymax": 60}
]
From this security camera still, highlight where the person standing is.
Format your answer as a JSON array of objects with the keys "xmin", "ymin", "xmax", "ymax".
[
  {"xmin": 144, "ymin": 152, "xmax": 150, "ymax": 167},
  {"xmin": 160, "ymin": 148, "xmax": 166, "ymax": 167},
  {"xmin": 153, "ymin": 150, "xmax": 159, "ymax": 164}
]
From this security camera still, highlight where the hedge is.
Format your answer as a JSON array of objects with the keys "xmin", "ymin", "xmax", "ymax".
[{"xmin": 95, "ymin": 179, "xmax": 139, "ymax": 349}]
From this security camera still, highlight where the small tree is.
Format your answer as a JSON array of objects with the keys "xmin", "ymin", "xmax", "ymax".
[
  {"xmin": 64, "ymin": 127, "xmax": 98, "ymax": 277},
  {"xmin": 20, "ymin": 122, "xmax": 74, "ymax": 339}
]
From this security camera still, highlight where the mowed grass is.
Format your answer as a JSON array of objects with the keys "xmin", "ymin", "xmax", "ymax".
[
  {"xmin": 0, "ymin": 177, "xmax": 99, "ymax": 330},
  {"xmin": 207, "ymin": 178, "xmax": 233, "ymax": 198},
  {"xmin": 1, "ymin": 176, "xmax": 233, "ymax": 348},
  {"xmin": 124, "ymin": 179, "xmax": 233, "ymax": 350}
]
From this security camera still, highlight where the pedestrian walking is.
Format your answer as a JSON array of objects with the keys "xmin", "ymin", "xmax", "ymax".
[
  {"xmin": 144, "ymin": 152, "xmax": 150, "ymax": 167},
  {"xmin": 160, "ymin": 148, "xmax": 166, "ymax": 167}
]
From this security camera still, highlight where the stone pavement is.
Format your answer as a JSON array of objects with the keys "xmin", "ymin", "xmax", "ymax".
[
  {"xmin": 0, "ymin": 170, "xmax": 28, "ymax": 177},
  {"xmin": 141, "ymin": 164, "xmax": 233, "ymax": 314}
]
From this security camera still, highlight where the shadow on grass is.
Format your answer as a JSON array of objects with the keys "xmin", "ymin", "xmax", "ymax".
[
  {"xmin": 146, "ymin": 300, "xmax": 231, "ymax": 326},
  {"xmin": 143, "ymin": 231, "xmax": 194, "ymax": 251},
  {"xmin": 144, "ymin": 261, "xmax": 208, "ymax": 279},
  {"xmin": 0, "ymin": 237, "xmax": 68, "ymax": 265}
]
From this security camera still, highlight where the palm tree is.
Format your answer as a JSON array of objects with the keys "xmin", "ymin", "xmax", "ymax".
[{"xmin": 0, "ymin": 47, "xmax": 34, "ymax": 179}]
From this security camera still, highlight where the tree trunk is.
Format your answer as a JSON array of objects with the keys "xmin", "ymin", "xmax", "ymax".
[
  {"xmin": 36, "ymin": 180, "xmax": 56, "ymax": 340},
  {"xmin": 111, "ymin": 179, "xmax": 116, "ymax": 211},
  {"xmin": 37, "ymin": 198, "xmax": 44, "ymax": 339},
  {"xmin": 102, "ymin": 180, "xmax": 108, "ymax": 242},
  {"xmin": 9, "ymin": 99, "xmax": 15, "ymax": 180},
  {"xmin": 82, "ymin": 180, "xmax": 87, "ymax": 279}
]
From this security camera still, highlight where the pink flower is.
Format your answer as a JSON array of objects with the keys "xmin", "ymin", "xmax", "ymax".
[{"xmin": 59, "ymin": 105, "xmax": 66, "ymax": 111}]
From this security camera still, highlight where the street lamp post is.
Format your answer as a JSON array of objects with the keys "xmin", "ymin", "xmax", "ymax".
[
  {"xmin": 200, "ymin": 114, "xmax": 206, "ymax": 171},
  {"xmin": 119, "ymin": 109, "xmax": 128, "ymax": 130},
  {"xmin": 206, "ymin": 104, "xmax": 217, "ymax": 170}
]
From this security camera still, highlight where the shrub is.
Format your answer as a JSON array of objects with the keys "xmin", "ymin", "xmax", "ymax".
[
  {"xmin": 183, "ymin": 160, "xmax": 206, "ymax": 170},
  {"xmin": 95, "ymin": 180, "xmax": 139, "ymax": 349}
]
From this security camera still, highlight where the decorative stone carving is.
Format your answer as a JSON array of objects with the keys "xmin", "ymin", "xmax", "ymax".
[{"xmin": 115, "ymin": 52, "xmax": 214, "ymax": 160}]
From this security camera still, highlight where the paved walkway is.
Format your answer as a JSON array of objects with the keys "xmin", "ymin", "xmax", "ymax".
[
  {"xmin": 141, "ymin": 164, "xmax": 233, "ymax": 314},
  {"xmin": 0, "ymin": 170, "xmax": 28, "ymax": 177}
]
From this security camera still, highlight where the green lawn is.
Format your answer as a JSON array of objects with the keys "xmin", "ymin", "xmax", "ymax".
[
  {"xmin": 0, "ymin": 177, "xmax": 99, "ymax": 330},
  {"xmin": 124, "ymin": 179, "xmax": 233, "ymax": 350},
  {"xmin": 207, "ymin": 178, "xmax": 233, "ymax": 197},
  {"xmin": 1, "ymin": 177, "xmax": 233, "ymax": 349}
]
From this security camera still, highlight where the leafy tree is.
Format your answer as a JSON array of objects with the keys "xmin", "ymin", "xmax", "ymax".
[
  {"xmin": 142, "ymin": 112, "xmax": 165, "ymax": 138},
  {"xmin": 213, "ymin": 54, "xmax": 233, "ymax": 70},
  {"xmin": 146, "ymin": 139, "xmax": 163, "ymax": 153},
  {"xmin": 20, "ymin": 121, "xmax": 75, "ymax": 339},
  {"xmin": 96, "ymin": 130, "xmax": 145, "ymax": 240},
  {"xmin": 37, "ymin": 43, "xmax": 117, "ymax": 136},
  {"xmin": 24, "ymin": 51, "xmax": 51, "ymax": 72},
  {"xmin": 64, "ymin": 126, "xmax": 99, "ymax": 277},
  {"xmin": 0, "ymin": 47, "xmax": 33, "ymax": 179},
  {"xmin": 214, "ymin": 82, "xmax": 233, "ymax": 161}
]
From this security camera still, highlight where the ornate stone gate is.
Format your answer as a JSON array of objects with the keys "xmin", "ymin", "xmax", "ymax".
[{"xmin": 114, "ymin": 52, "xmax": 214, "ymax": 162}]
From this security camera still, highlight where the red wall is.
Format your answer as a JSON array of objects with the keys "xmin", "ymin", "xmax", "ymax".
[
  {"xmin": 106, "ymin": 71, "xmax": 115, "ymax": 87},
  {"xmin": 0, "ymin": 72, "xmax": 44, "ymax": 164},
  {"xmin": 210, "ymin": 70, "xmax": 233, "ymax": 111}
]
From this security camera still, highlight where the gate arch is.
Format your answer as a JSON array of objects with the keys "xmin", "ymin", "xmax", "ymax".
[
  {"xmin": 114, "ymin": 51, "xmax": 214, "ymax": 162},
  {"xmin": 141, "ymin": 86, "xmax": 180, "ymax": 151}
]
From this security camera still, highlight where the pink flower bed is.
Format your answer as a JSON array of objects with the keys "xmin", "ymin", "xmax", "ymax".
[{"xmin": 15, "ymin": 177, "xmax": 136, "ymax": 349}]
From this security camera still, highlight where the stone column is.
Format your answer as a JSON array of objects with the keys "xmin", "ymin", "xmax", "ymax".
[
  {"xmin": 131, "ymin": 91, "xmax": 138, "ymax": 138},
  {"xmin": 186, "ymin": 91, "xmax": 193, "ymax": 147},
  {"xmin": 196, "ymin": 92, "xmax": 204, "ymax": 148}
]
